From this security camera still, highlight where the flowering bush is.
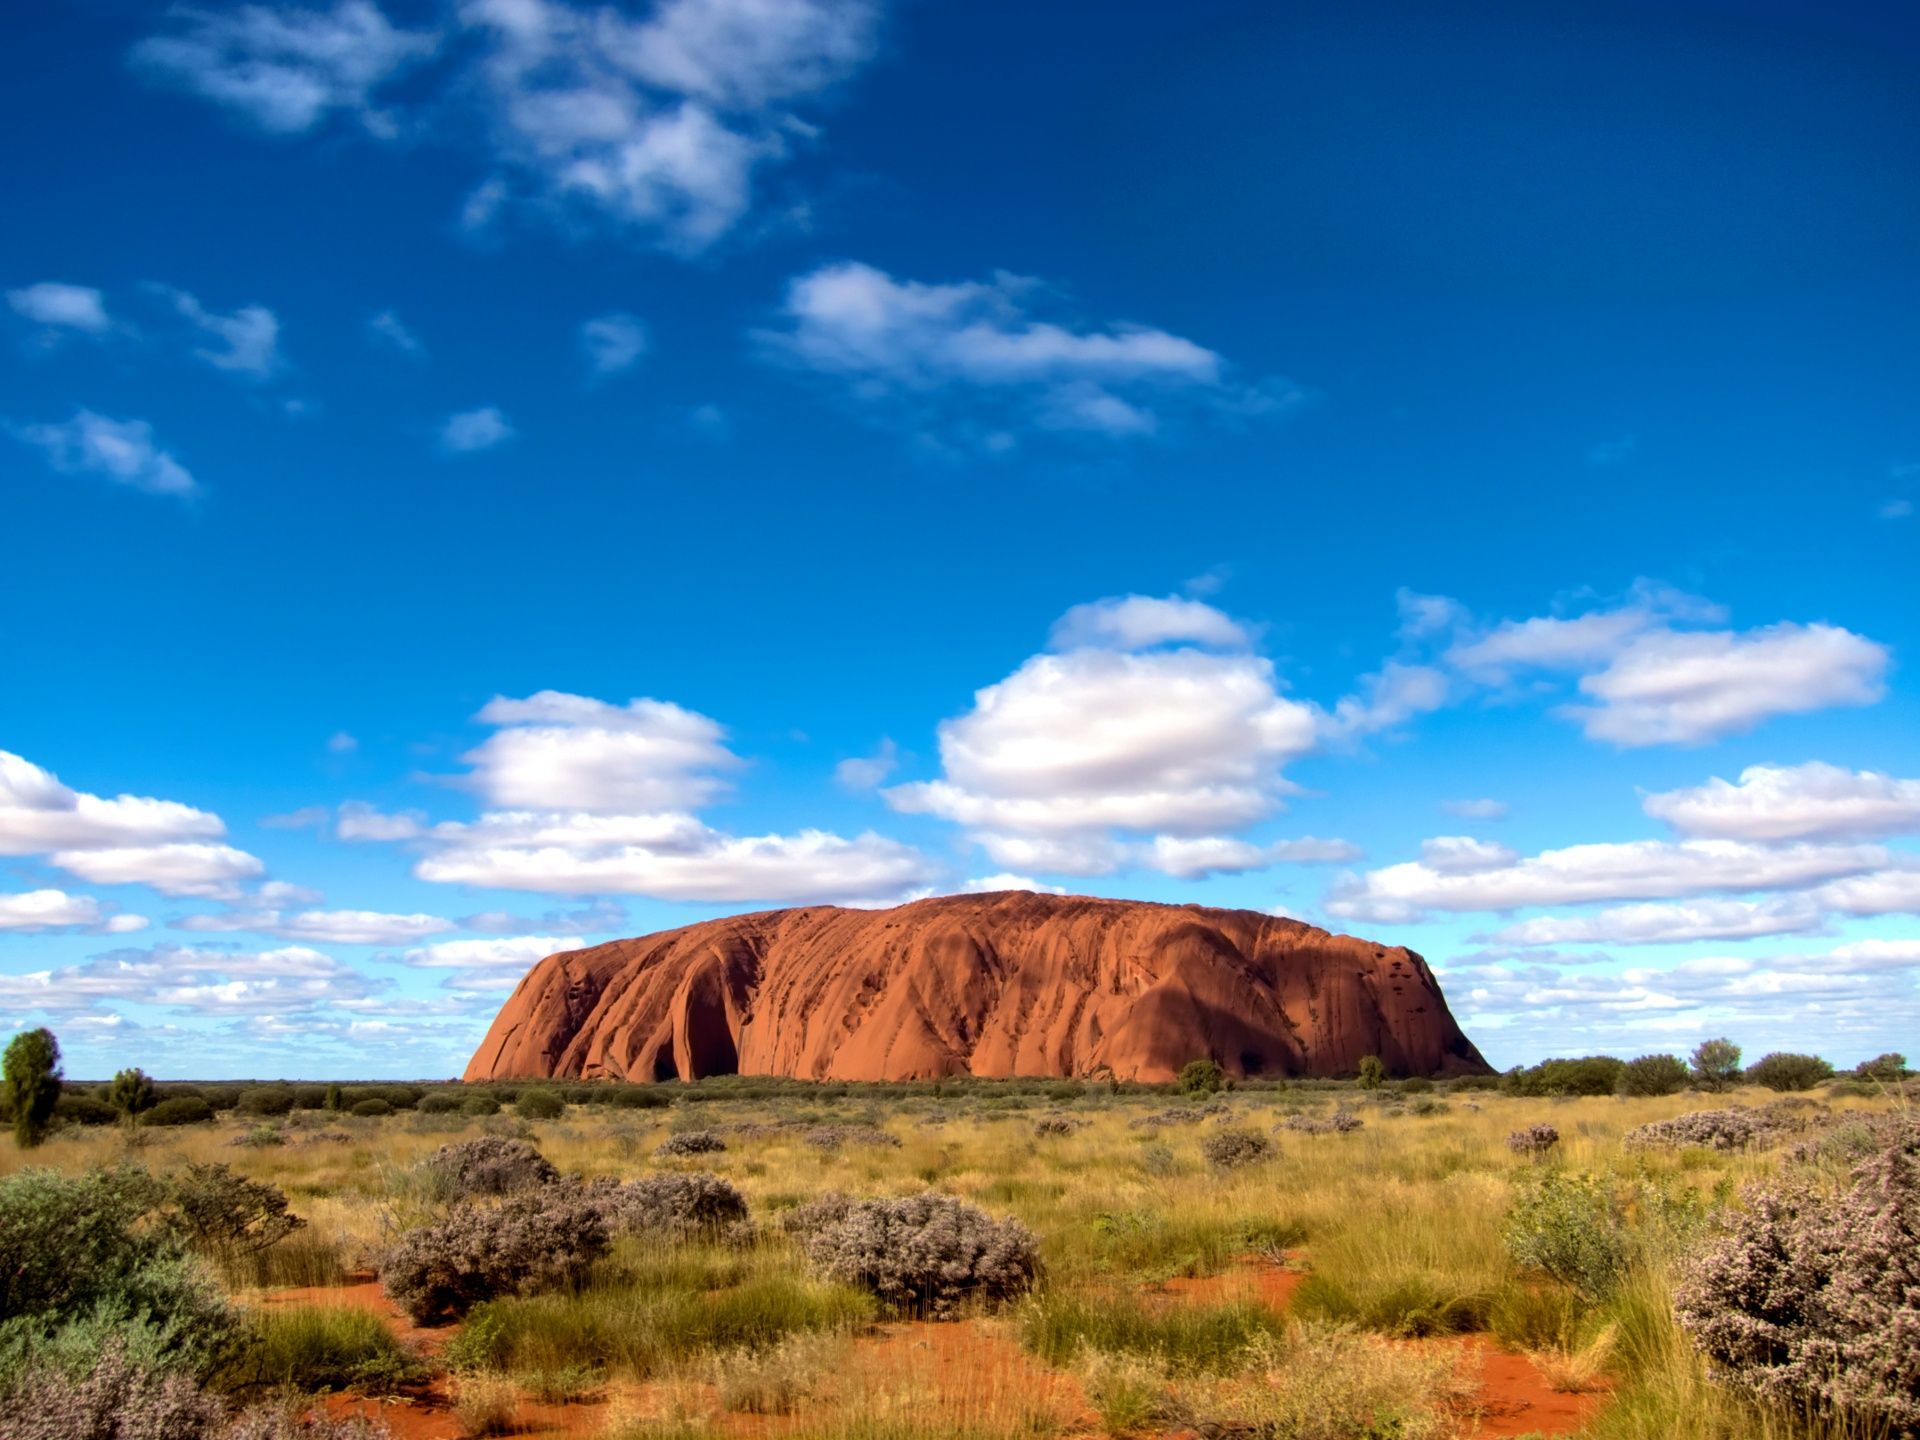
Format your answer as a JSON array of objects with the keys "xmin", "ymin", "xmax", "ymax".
[
  {"xmin": 1200, "ymin": 1129, "xmax": 1273, "ymax": 1169},
  {"xmin": 798, "ymin": 1193, "xmax": 1039, "ymax": 1318},
  {"xmin": 0, "ymin": 1341, "xmax": 224, "ymax": 1440},
  {"xmin": 423, "ymin": 1137, "xmax": 558, "ymax": 1200},
  {"xmin": 1506, "ymin": 1124, "xmax": 1560, "ymax": 1157},
  {"xmin": 1676, "ymin": 1145, "xmax": 1920, "ymax": 1433},
  {"xmin": 654, "ymin": 1130, "xmax": 727, "ymax": 1158},
  {"xmin": 379, "ymin": 1186, "xmax": 607, "ymax": 1324},
  {"xmin": 1623, "ymin": 1108, "xmax": 1770, "ymax": 1152},
  {"xmin": 1280, "ymin": 1109, "xmax": 1363, "ymax": 1135},
  {"xmin": 589, "ymin": 1171, "xmax": 749, "ymax": 1239},
  {"xmin": 1033, "ymin": 1116, "xmax": 1084, "ymax": 1138}
]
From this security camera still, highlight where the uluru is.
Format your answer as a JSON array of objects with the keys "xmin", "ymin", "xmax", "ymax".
[{"xmin": 464, "ymin": 892, "xmax": 1490, "ymax": 1084}]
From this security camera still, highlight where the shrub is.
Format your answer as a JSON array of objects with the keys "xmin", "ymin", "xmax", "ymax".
[
  {"xmin": 1617, "ymin": 1053, "xmax": 1690, "ymax": 1097},
  {"xmin": 223, "ymin": 1405, "xmax": 392, "ymax": 1440},
  {"xmin": 426, "ymin": 1137, "xmax": 559, "ymax": 1200},
  {"xmin": 1397, "ymin": 1076, "xmax": 1434, "ymax": 1095},
  {"xmin": 1200, "ymin": 1129, "xmax": 1273, "ymax": 1169},
  {"xmin": 1624, "ymin": 1107, "xmax": 1771, "ymax": 1152},
  {"xmin": 654, "ymin": 1129, "xmax": 726, "ymax": 1158},
  {"xmin": 1854, "ymin": 1051, "xmax": 1908, "ymax": 1083},
  {"xmin": 0, "ymin": 1167, "xmax": 238, "ymax": 1382},
  {"xmin": 142, "ymin": 1097, "xmax": 215, "ymax": 1128},
  {"xmin": 109, "ymin": 1068, "xmax": 159, "ymax": 1120},
  {"xmin": 516, "ymin": 1090, "xmax": 564, "ymax": 1121},
  {"xmin": 1502, "ymin": 1056, "xmax": 1625, "ymax": 1097},
  {"xmin": 416, "ymin": 1093, "xmax": 464, "ymax": 1115},
  {"xmin": 169, "ymin": 1163, "xmax": 304, "ymax": 1269},
  {"xmin": 1691, "ymin": 1037, "xmax": 1742, "ymax": 1092},
  {"xmin": 379, "ymin": 1186, "xmax": 608, "ymax": 1324},
  {"xmin": 57, "ymin": 1094, "xmax": 120, "ymax": 1127},
  {"xmin": 1506, "ymin": 1124, "xmax": 1560, "ymax": 1157},
  {"xmin": 349, "ymin": 1099, "xmax": 392, "ymax": 1119},
  {"xmin": 0, "ymin": 1340, "xmax": 224, "ymax": 1440},
  {"xmin": 1280, "ymin": 1108, "xmax": 1363, "ymax": 1135},
  {"xmin": 4, "ymin": 1028, "xmax": 62, "ymax": 1149},
  {"xmin": 1033, "ymin": 1115, "xmax": 1083, "ymax": 1138},
  {"xmin": 1505, "ymin": 1169, "xmax": 1706, "ymax": 1300},
  {"xmin": 1178, "ymin": 1059, "xmax": 1225, "ymax": 1096},
  {"xmin": 798, "ymin": 1193, "xmax": 1039, "ymax": 1318},
  {"xmin": 1745, "ymin": 1052, "xmax": 1835, "ymax": 1092},
  {"xmin": 590, "ymin": 1172, "xmax": 749, "ymax": 1239},
  {"xmin": 236, "ymin": 1086, "xmax": 297, "ymax": 1118},
  {"xmin": 1355, "ymin": 1055, "xmax": 1386, "ymax": 1090},
  {"xmin": 460, "ymin": 1095, "xmax": 501, "ymax": 1118},
  {"xmin": 1676, "ymin": 1146, "xmax": 1920, "ymax": 1433},
  {"xmin": 608, "ymin": 1086, "xmax": 671, "ymax": 1110}
]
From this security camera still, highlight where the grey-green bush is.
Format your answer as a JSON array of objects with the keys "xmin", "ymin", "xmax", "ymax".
[
  {"xmin": 1200, "ymin": 1129, "xmax": 1273, "ymax": 1169},
  {"xmin": 379, "ymin": 1186, "xmax": 607, "ymax": 1324},
  {"xmin": 798, "ymin": 1193, "xmax": 1039, "ymax": 1318},
  {"xmin": 425, "ymin": 1137, "xmax": 558, "ymax": 1200},
  {"xmin": 590, "ymin": 1172, "xmax": 749, "ymax": 1239}
]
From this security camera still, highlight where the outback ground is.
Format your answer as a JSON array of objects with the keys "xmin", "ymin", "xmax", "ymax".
[{"xmin": 2, "ymin": 1074, "xmax": 1911, "ymax": 1440}]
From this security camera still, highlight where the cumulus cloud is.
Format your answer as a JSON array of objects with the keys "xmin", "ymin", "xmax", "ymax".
[
  {"xmin": 0, "ymin": 943, "xmax": 376, "ymax": 1018},
  {"xmin": 760, "ymin": 262, "xmax": 1305, "ymax": 445},
  {"xmin": 1050, "ymin": 594, "xmax": 1252, "ymax": 651},
  {"xmin": 460, "ymin": 691, "xmax": 740, "ymax": 812},
  {"xmin": 13, "ymin": 411, "xmax": 199, "ymax": 498},
  {"xmin": 438, "ymin": 406, "xmax": 513, "ymax": 452},
  {"xmin": 0, "ymin": 890, "xmax": 147, "ymax": 934},
  {"xmin": 1326, "ymin": 838, "xmax": 1887, "ymax": 924},
  {"xmin": 49, "ymin": 843, "xmax": 266, "ymax": 900},
  {"xmin": 1140, "ymin": 835, "xmax": 1361, "ymax": 879},
  {"xmin": 7, "ymin": 282, "xmax": 111, "ymax": 334},
  {"xmin": 962, "ymin": 873, "xmax": 1068, "ymax": 895},
  {"xmin": 581, "ymin": 312, "xmax": 648, "ymax": 374},
  {"xmin": 0, "ymin": 751, "xmax": 227, "ymax": 855},
  {"xmin": 1483, "ymin": 898, "xmax": 1828, "ymax": 947},
  {"xmin": 1643, "ymin": 762, "xmax": 1920, "ymax": 842},
  {"xmin": 178, "ymin": 907, "xmax": 456, "ymax": 944},
  {"xmin": 1566, "ymin": 624, "xmax": 1888, "ymax": 747},
  {"xmin": 1813, "ymin": 868, "xmax": 1920, "ymax": 917},
  {"xmin": 132, "ymin": 0, "xmax": 437, "ymax": 135},
  {"xmin": 402, "ymin": 934, "xmax": 579, "ymax": 970}
]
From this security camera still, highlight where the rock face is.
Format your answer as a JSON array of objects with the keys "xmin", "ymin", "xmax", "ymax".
[{"xmin": 464, "ymin": 892, "xmax": 1491, "ymax": 1084}]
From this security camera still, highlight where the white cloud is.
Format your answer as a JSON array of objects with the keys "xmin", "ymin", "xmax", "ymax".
[
  {"xmin": 327, "ymin": 730, "xmax": 359, "ymax": 754},
  {"xmin": 132, "ymin": 0, "xmax": 437, "ymax": 135},
  {"xmin": 1484, "ymin": 898, "xmax": 1828, "ymax": 947},
  {"xmin": 581, "ymin": 312, "xmax": 648, "ymax": 374},
  {"xmin": 270, "ymin": 909, "xmax": 456, "ymax": 944},
  {"xmin": 1418, "ymin": 836, "xmax": 1520, "ymax": 873},
  {"xmin": 456, "ymin": 0, "xmax": 879, "ymax": 251},
  {"xmin": 1813, "ymin": 868, "xmax": 1920, "ymax": 918},
  {"xmin": 1442, "ymin": 798, "xmax": 1509, "ymax": 820},
  {"xmin": 335, "ymin": 801, "xmax": 427, "ymax": 841},
  {"xmin": 164, "ymin": 289, "xmax": 284, "ymax": 376},
  {"xmin": 14, "ymin": 411, "xmax": 199, "ymax": 498},
  {"xmin": 7, "ymin": 282, "xmax": 111, "ymax": 334},
  {"xmin": 1327, "ymin": 838, "xmax": 1887, "ymax": 924},
  {"xmin": 1445, "ymin": 583, "xmax": 1723, "ymax": 679},
  {"xmin": 0, "ymin": 890, "xmax": 147, "ymax": 934},
  {"xmin": 1643, "ymin": 762, "xmax": 1920, "ymax": 842},
  {"xmin": 962, "ymin": 873, "xmax": 1068, "ymax": 895},
  {"xmin": 1140, "ymin": 834, "xmax": 1361, "ymax": 879},
  {"xmin": 835, "ymin": 738, "xmax": 898, "ymax": 790},
  {"xmin": 1050, "ymin": 594, "xmax": 1251, "ymax": 651},
  {"xmin": 439, "ymin": 406, "xmax": 513, "ymax": 452},
  {"xmin": 1322, "ymin": 661, "xmax": 1451, "ymax": 740},
  {"xmin": 0, "ymin": 751, "xmax": 226, "ymax": 854},
  {"xmin": 461, "ymin": 690, "xmax": 739, "ymax": 812},
  {"xmin": 0, "ymin": 943, "xmax": 374, "ymax": 1017},
  {"xmin": 367, "ymin": 309, "xmax": 424, "ymax": 355},
  {"xmin": 1566, "ymin": 623, "xmax": 1888, "ymax": 747},
  {"xmin": 402, "ymin": 934, "xmax": 580, "ymax": 970},
  {"xmin": 415, "ymin": 814, "xmax": 935, "ymax": 902},
  {"xmin": 49, "ymin": 843, "xmax": 266, "ymax": 900},
  {"xmin": 760, "ymin": 261, "xmax": 1303, "ymax": 444}
]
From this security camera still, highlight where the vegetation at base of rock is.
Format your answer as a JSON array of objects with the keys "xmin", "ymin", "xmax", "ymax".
[
  {"xmin": 378, "ymin": 1185, "xmax": 609, "ymax": 1324},
  {"xmin": 795, "ymin": 1192, "xmax": 1039, "ymax": 1317},
  {"xmin": 425, "ymin": 1136, "xmax": 559, "ymax": 1199},
  {"xmin": 1178, "ymin": 1059, "xmax": 1226, "ymax": 1095}
]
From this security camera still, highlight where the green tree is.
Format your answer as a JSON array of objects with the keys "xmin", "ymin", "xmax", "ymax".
[
  {"xmin": 4, "ymin": 1027, "xmax": 63, "ymax": 1148},
  {"xmin": 1690, "ymin": 1037, "xmax": 1742, "ymax": 1093},
  {"xmin": 1745, "ymin": 1052, "xmax": 1833, "ymax": 1092},
  {"xmin": 324, "ymin": 1082, "xmax": 344, "ymax": 1112},
  {"xmin": 1356, "ymin": 1055, "xmax": 1386, "ymax": 1090},
  {"xmin": 1855, "ymin": 1052, "xmax": 1908, "ymax": 1083},
  {"xmin": 107, "ymin": 1065, "xmax": 157, "ymax": 1120},
  {"xmin": 1177, "ymin": 1058, "xmax": 1225, "ymax": 1095},
  {"xmin": 1618, "ymin": 1053, "xmax": 1691, "ymax": 1097}
]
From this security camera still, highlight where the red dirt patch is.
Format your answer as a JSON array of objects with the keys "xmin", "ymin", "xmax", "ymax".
[
  {"xmin": 1140, "ymin": 1255, "xmax": 1304, "ymax": 1312},
  {"xmin": 1452, "ymin": 1336, "xmax": 1609, "ymax": 1438}
]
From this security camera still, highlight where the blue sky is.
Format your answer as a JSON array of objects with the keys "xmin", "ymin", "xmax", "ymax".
[{"xmin": 3, "ymin": 0, "xmax": 1917, "ymax": 1079}]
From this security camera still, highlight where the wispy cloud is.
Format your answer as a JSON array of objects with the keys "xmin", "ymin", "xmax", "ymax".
[
  {"xmin": 13, "ymin": 411, "xmax": 200, "ymax": 498},
  {"xmin": 438, "ymin": 406, "xmax": 513, "ymax": 453}
]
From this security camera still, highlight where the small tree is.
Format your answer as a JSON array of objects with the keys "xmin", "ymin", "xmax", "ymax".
[
  {"xmin": 1855, "ymin": 1053, "xmax": 1908, "ymax": 1084},
  {"xmin": 4, "ymin": 1027, "xmax": 62, "ymax": 1149},
  {"xmin": 324, "ymin": 1083, "xmax": 344, "ymax": 1112},
  {"xmin": 107, "ymin": 1066, "xmax": 158, "ymax": 1121},
  {"xmin": 1619, "ymin": 1053, "xmax": 1691, "ymax": 1097},
  {"xmin": 1690, "ymin": 1037, "xmax": 1742, "ymax": 1093},
  {"xmin": 1356, "ymin": 1055, "xmax": 1386, "ymax": 1090},
  {"xmin": 1177, "ymin": 1058, "xmax": 1225, "ymax": 1096},
  {"xmin": 1745, "ymin": 1052, "xmax": 1834, "ymax": 1093}
]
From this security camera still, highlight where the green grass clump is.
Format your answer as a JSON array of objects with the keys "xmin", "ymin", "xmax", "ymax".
[
  {"xmin": 1019, "ymin": 1293, "xmax": 1284, "ymax": 1373},
  {"xmin": 239, "ymin": 1304, "xmax": 423, "ymax": 1393}
]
